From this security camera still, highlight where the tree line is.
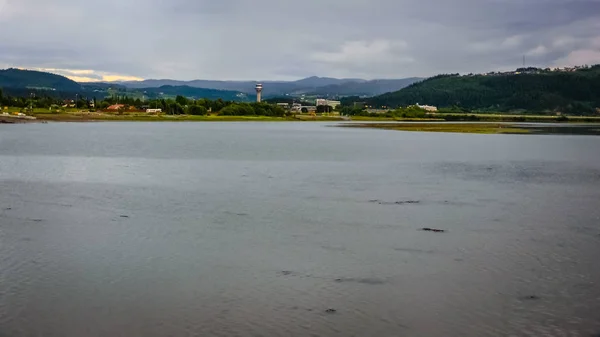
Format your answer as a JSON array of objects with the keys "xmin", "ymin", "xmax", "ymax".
[{"xmin": 0, "ymin": 89, "xmax": 286, "ymax": 117}]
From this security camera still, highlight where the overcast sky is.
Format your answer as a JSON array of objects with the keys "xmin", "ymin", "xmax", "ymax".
[{"xmin": 1, "ymin": 0, "xmax": 599, "ymax": 81}]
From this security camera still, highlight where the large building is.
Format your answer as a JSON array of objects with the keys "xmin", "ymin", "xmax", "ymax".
[{"xmin": 315, "ymin": 99, "xmax": 341, "ymax": 109}]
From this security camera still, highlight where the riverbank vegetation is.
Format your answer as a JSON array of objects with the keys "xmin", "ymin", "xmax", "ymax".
[{"xmin": 341, "ymin": 123, "xmax": 531, "ymax": 134}]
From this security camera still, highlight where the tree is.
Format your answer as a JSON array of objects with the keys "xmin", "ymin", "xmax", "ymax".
[
  {"xmin": 188, "ymin": 105, "xmax": 208, "ymax": 115},
  {"xmin": 175, "ymin": 95, "xmax": 188, "ymax": 106}
]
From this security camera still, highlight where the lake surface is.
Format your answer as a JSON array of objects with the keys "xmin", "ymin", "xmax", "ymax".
[{"xmin": 1, "ymin": 122, "xmax": 599, "ymax": 337}]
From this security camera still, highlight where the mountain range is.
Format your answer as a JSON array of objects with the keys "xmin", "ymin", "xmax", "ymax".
[
  {"xmin": 114, "ymin": 76, "xmax": 422, "ymax": 97},
  {"xmin": 0, "ymin": 69, "xmax": 421, "ymax": 99}
]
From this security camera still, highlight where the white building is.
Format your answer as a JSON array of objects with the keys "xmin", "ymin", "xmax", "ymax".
[
  {"xmin": 316, "ymin": 99, "xmax": 341, "ymax": 109},
  {"xmin": 416, "ymin": 103, "xmax": 438, "ymax": 112},
  {"xmin": 146, "ymin": 108, "xmax": 162, "ymax": 113}
]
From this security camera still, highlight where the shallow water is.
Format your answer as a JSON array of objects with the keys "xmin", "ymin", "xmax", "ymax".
[{"xmin": 1, "ymin": 122, "xmax": 599, "ymax": 337}]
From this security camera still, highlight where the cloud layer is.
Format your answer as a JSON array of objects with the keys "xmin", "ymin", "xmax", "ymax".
[{"xmin": 1, "ymin": 0, "xmax": 599, "ymax": 81}]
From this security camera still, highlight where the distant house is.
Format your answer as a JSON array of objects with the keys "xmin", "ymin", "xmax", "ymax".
[
  {"xmin": 107, "ymin": 104, "xmax": 126, "ymax": 111},
  {"xmin": 146, "ymin": 108, "xmax": 162, "ymax": 113},
  {"xmin": 106, "ymin": 104, "xmax": 138, "ymax": 112},
  {"xmin": 291, "ymin": 103, "xmax": 302, "ymax": 112},
  {"xmin": 62, "ymin": 100, "xmax": 75, "ymax": 108}
]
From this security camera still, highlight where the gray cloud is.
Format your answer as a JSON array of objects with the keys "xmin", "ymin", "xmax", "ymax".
[{"xmin": 0, "ymin": 0, "xmax": 599, "ymax": 80}]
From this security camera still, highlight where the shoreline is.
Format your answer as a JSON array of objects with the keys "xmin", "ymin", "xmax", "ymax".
[
  {"xmin": 3, "ymin": 112, "xmax": 600, "ymax": 125},
  {"xmin": 339, "ymin": 122, "xmax": 600, "ymax": 135}
]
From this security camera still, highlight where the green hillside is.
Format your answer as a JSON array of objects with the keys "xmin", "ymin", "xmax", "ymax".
[
  {"xmin": 365, "ymin": 65, "xmax": 600, "ymax": 115},
  {"xmin": 0, "ymin": 68, "xmax": 82, "ymax": 92},
  {"xmin": 142, "ymin": 85, "xmax": 252, "ymax": 101}
]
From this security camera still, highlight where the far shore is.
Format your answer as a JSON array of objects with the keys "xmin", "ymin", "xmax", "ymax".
[{"xmin": 2, "ymin": 111, "xmax": 600, "ymax": 125}]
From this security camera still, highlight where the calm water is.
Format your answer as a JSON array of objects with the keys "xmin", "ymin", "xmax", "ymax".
[{"xmin": 1, "ymin": 122, "xmax": 599, "ymax": 337}]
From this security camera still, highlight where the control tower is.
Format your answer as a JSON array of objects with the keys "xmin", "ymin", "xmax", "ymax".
[{"xmin": 255, "ymin": 83, "xmax": 263, "ymax": 103}]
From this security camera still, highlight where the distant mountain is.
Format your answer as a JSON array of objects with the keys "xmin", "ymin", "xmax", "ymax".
[
  {"xmin": 0, "ymin": 68, "xmax": 418, "ymax": 101},
  {"xmin": 291, "ymin": 76, "xmax": 364, "ymax": 87},
  {"xmin": 364, "ymin": 65, "xmax": 600, "ymax": 114},
  {"xmin": 306, "ymin": 78, "xmax": 422, "ymax": 97},
  {"xmin": 0, "ymin": 68, "xmax": 82, "ymax": 92},
  {"xmin": 114, "ymin": 76, "xmax": 420, "ymax": 97}
]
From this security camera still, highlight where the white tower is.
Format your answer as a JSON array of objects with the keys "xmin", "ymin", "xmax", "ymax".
[{"xmin": 255, "ymin": 83, "xmax": 263, "ymax": 103}]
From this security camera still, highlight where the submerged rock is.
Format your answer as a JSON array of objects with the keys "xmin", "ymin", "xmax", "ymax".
[
  {"xmin": 334, "ymin": 277, "xmax": 386, "ymax": 285},
  {"xmin": 520, "ymin": 295, "xmax": 541, "ymax": 301},
  {"xmin": 370, "ymin": 199, "xmax": 421, "ymax": 205},
  {"xmin": 421, "ymin": 228, "xmax": 446, "ymax": 233}
]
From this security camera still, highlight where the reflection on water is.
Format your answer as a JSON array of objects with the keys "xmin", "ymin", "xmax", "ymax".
[{"xmin": 1, "ymin": 122, "xmax": 600, "ymax": 337}]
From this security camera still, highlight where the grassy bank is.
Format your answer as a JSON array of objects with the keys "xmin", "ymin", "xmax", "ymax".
[
  {"xmin": 350, "ymin": 114, "xmax": 600, "ymax": 123},
  {"xmin": 31, "ymin": 113, "xmax": 296, "ymax": 122},
  {"xmin": 341, "ymin": 123, "xmax": 531, "ymax": 134},
  {"xmin": 14, "ymin": 110, "xmax": 600, "ymax": 124},
  {"xmin": 340, "ymin": 122, "xmax": 600, "ymax": 135},
  {"xmin": 29, "ymin": 112, "xmax": 355, "ymax": 122}
]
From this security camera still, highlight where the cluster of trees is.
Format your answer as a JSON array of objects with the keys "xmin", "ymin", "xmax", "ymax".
[
  {"xmin": 342, "ymin": 105, "xmax": 431, "ymax": 118},
  {"xmin": 362, "ymin": 65, "xmax": 600, "ymax": 115}
]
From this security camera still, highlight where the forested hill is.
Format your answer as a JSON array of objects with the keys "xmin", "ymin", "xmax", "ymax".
[
  {"xmin": 0, "ymin": 68, "xmax": 82, "ymax": 92},
  {"xmin": 365, "ymin": 65, "xmax": 600, "ymax": 114}
]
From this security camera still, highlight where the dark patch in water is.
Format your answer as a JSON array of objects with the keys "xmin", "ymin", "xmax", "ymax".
[
  {"xmin": 394, "ymin": 248, "xmax": 434, "ymax": 254},
  {"xmin": 225, "ymin": 211, "xmax": 248, "ymax": 216},
  {"xmin": 29, "ymin": 219, "xmax": 44, "ymax": 223},
  {"xmin": 521, "ymin": 125, "xmax": 600, "ymax": 136},
  {"xmin": 278, "ymin": 270, "xmax": 301, "ymax": 277},
  {"xmin": 120, "ymin": 215, "xmax": 129, "ymax": 218},
  {"xmin": 334, "ymin": 278, "xmax": 386, "ymax": 285},
  {"xmin": 20, "ymin": 237, "xmax": 32, "ymax": 242},
  {"xmin": 421, "ymin": 228, "xmax": 446, "ymax": 233},
  {"xmin": 369, "ymin": 199, "xmax": 421, "ymax": 205},
  {"xmin": 325, "ymin": 308, "xmax": 337, "ymax": 314},
  {"xmin": 321, "ymin": 245, "xmax": 346, "ymax": 252},
  {"xmin": 520, "ymin": 295, "xmax": 541, "ymax": 301},
  {"xmin": 4, "ymin": 207, "xmax": 11, "ymax": 210}
]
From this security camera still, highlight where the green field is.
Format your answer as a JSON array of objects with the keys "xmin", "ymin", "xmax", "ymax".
[
  {"xmin": 341, "ymin": 123, "xmax": 531, "ymax": 134},
  {"xmin": 350, "ymin": 113, "xmax": 600, "ymax": 123}
]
